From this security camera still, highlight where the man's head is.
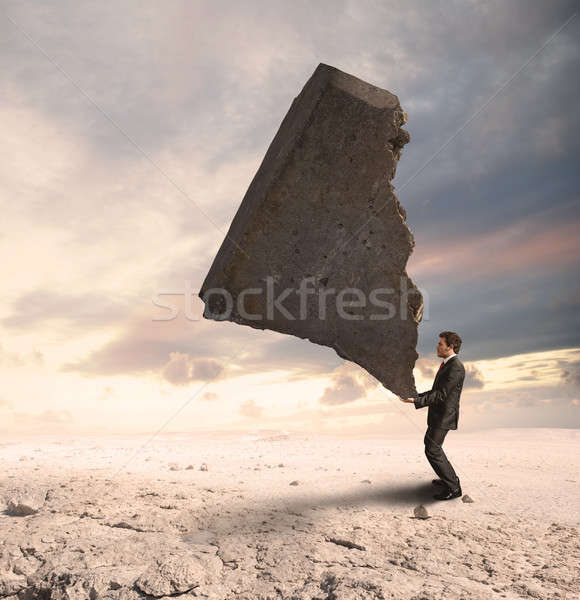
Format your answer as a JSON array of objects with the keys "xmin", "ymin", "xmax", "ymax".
[{"xmin": 437, "ymin": 331, "xmax": 462, "ymax": 358}]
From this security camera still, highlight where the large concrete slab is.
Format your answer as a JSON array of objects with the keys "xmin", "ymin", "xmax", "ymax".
[{"xmin": 199, "ymin": 63, "xmax": 423, "ymax": 397}]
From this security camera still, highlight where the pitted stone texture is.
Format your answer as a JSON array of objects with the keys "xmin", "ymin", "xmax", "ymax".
[{"xmin": 199, "ymin": 63, "xmax": 422, "ymax": 397}]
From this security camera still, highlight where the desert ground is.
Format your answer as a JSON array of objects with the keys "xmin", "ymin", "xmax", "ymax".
[{"xmin": 1, "ymin": 427, "xmax": 578, "ymax": 599}]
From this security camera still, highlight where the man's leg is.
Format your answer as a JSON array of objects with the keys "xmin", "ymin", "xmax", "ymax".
[{"xmin": 424, "ymin": 426, "xmax": 460, "ymax": 490}]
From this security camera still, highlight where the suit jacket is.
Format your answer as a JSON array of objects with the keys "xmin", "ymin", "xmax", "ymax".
[{"xmin": 413, "ymin": 355, "xmax": 465, "ymax": 430}]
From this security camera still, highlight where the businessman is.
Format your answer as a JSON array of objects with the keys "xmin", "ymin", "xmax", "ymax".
[{"xmin": 400, "ymin": 331, "xmax": 466, "ymax": 500}]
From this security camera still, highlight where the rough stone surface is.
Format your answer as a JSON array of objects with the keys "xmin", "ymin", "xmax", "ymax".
[
  {"xmin": 199, "ymin": 62, "xmax": 422, "ymax": 397},
  {"xmin": 1, "ymin": 433, "xmax": 578, "ymax": 600}
]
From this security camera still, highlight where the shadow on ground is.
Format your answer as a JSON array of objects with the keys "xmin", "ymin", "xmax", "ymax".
[{"xmin": 181, "ymin": 481, "xmax": 446, "ymax": 543}]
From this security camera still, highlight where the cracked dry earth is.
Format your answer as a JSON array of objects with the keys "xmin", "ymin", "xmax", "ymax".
[{"xmin": 1, "ymin": 428, "xmax": 578, "ymax": 599}]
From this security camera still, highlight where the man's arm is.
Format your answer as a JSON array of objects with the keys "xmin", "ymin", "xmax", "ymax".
[{"xmin": 413, "ymin": 363, "xmax": 465, "ymax": 410}]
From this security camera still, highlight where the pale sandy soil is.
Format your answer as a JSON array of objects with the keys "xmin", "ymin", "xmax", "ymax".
[{"xmin": 1, "ymin": 427, "xmax": 578, "ymax": 599}]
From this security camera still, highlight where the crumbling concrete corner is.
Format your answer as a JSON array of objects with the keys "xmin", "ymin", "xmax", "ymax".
[{"xmin": 199, "ymin": 63, "xmax": 423, "ymax": 397}]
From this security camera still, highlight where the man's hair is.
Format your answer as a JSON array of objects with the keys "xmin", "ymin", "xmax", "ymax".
[{"xmin": 439, "ymin": 331, "xmax": 462, "ymax": 352}]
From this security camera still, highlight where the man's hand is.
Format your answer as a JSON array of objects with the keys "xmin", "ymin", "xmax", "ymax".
[{"xmin": 399, "ymin": 396, "xmax": 415, "ymax": 403}]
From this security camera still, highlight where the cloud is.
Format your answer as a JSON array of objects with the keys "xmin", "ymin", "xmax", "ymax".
[
  {"xmin": 559, "ymin": 359, "xmax": 580, "ymax": 387},
  {"xmin": 414, "ymin": 265, "xmax": 580, "ymax": 361},
  {"xmin": 319, "ymin": 374, "xmax": 367, "ymax": 406},
  {"xmin": 464, "ymin": 363, "xmax": 485, "ymax": 389},
  {"xmin": 414, "ymin": 357, "xmax": 438, "ymax": 379},
  {"xmin": 0, "ymin": 344, "xmax": 43, "ymax": 368},
  {"xmin": 410, "ymin": 218, "xmax": 580, "ymax": 281},
  {"xmin": 239, "ymin": 399, "xmax": 264, "ymax": 419},
  {"xmin": 318, "ymin": 362, "xmax": 377, "ymax": 406},
  {"xmin": 60, "ymin": 297, "xmax": 342, "ymax": 381},
  {"xmin": 161, "ymin": 352, "xmax": 197, "ymax": 386},
  {"xmin": 464, "ymin": 380, "xmax": 578, "ymax": 409},
  {"xmin": 1, "ymin": 290, "xmax": 133, "ymax": 331},
  {"xmin": 161, "ymin": 352, "xmax": 223, "ymax": 386},
  {"xmin": 533, "ymin": 116, "xmax": 566, "ymax": 157}
]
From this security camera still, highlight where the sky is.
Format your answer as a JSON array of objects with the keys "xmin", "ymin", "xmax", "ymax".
[{"xmin": 1, "ymin": 0, "xmax": 579, "ymax": 436}]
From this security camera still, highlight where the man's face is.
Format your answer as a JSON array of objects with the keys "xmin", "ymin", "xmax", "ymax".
[{"xmin": 436, "ymin": 336, "xmax": 453, "ymax": 358}]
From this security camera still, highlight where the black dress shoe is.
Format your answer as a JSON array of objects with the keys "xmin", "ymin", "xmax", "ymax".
[
  {"xmin": 432, "ymin": 478, "xmax": 446, "ymax": 486},
  {"xmin": 433, "ymin": 487, "xmax": 462, "ymax": 501}
]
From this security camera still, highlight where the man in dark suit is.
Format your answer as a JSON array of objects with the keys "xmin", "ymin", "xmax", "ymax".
[{"xmin": 399, "ymin": 331, "xmax": 465, "ymax": 500}]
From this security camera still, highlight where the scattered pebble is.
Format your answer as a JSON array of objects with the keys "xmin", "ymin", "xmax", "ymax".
[
  {"xmin": 169, "ymin": 463, "xmax": 181, "ymax": 471},
  {"xmin": 324, "ymin": 535, "xmax": 366, "ymax": 551},
  {"xmin": 462, "ymin": 494, "xmax": 475, "ymax": 503},
  {"xmin": 199, "ymin": 463, "xmax": 208, "ymax": 471},
  {"xmin": 186, "ymin": 465, "xmax": 194, "ymax": 470},
  {"xmin": 289, "ymin": 480, "xmax": 299, "ymax": 486},
  {"xmin": 413, "ymin": 505, "xmax": 430, "ymax": 519}
]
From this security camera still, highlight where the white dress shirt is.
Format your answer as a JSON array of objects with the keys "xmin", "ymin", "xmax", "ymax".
[{"xmin": 443, "ymin": 352, "xmax": 457, "ymax": 364}]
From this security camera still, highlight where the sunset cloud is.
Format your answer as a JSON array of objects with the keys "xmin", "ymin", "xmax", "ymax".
[
  {"xmin": 161, "ymin": 352, "xmax": 223, "ymax": 386},
  {"xmin": 318, "ymin": 362, "xmax": 380, "ymax": 406},
  {"xmin": 464, "ymin": 363, "xmax": 485, "ymax": 389},
  {"xmin": 409, "ymin": 218, "xmax": 580, "ymax": 281},
  {"xmin": 0, "ymin": 344, "xmax": 43, "ymax": 368}
]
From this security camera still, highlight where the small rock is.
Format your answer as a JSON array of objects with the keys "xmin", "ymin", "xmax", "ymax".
[
  {"xmin": 6, "ymin": 492, "xmax": 45, "ymax": 516},
  {"xmin": 186, "ymin": 464, "xmax": 194, "ymax": 470},
  {"xmin": 289, "ymin": 480, "xmax": 299, "ymax": 486},
  {"xmin": 413, "ymin": 505, "xmax": 430, "ymax": 519},
  {"xmin": 199, "ymin": 463, "xmax": 208, "ymax": 471},
  {"xmin": 278, "ymin": 463, "xmax": 285, "ymax": 467},
  {"xmin": 324, "ymin": 535, "xmax": 366, "ymax": 551},
  {"xmin": 462, "ymin": 494, "xmax": 475, "ymax": 503},
  {"xmin": 169, "ymin": 463, "xmax": 181, "ymax": 471},
  {"xmin": 360, "ymin": 479, "xmax": 372, "ymax": 484}
]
